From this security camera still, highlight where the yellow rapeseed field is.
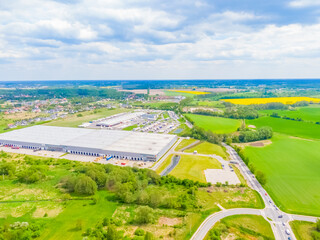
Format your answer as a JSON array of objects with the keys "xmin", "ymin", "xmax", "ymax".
[
  {"xmin": 168, "ymin": 90, "xmax": 210, "ymax": 95},
  {"xmin": 222, "ymin": 97, "xmax": 320, "ymax": 105}
]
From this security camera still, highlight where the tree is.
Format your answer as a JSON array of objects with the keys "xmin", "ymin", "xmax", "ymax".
[
  {"xmin": 106, "ymin": 225, "xmax": 118, "ymax": 240},
  {"xmin": 74, "ymin": 175, "xmax": 97, "ymax": 195},
  {"xmin": 0, "ymin": 162, "xmax": 16, "ymax": 176},
  {"xmin": 135, "ymin": 206, "xmax": 155, "ymax": 224},
  {"xmin": 316, "ymin": 218, "xmax": 320, "ymax": 232},
  {"xmin": 256, "ymin": 171, "xmax": 267, "ymax": 185},
  {"xmin": 144, "ymin": 231, "xmax": 155, "ymax": 240}
]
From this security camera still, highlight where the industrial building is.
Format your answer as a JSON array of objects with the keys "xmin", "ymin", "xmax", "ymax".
[
  {"xmin": 0, "ymin": 125, "xmax": 177, "ymax": 161},
  {"xmin": 96, "ymin": 111, "xmax": 145, "ymax": 127}
]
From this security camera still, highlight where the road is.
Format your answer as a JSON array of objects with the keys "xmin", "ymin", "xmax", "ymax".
[
  {"xmin": 150, "ymin": 138, "xmax": 182, "ymax": 171},
  {"xmin": 191, "ymin": 143, "xmax": 317, "ymax": 240},
  {"xmin": 160, "ymin": 155, "xmax": 180, "ymax": 176}
]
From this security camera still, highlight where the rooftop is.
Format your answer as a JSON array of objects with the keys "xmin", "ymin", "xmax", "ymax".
[{"xmin": 0, "ymin": 125, "xmax": 177, "ymax": 155}]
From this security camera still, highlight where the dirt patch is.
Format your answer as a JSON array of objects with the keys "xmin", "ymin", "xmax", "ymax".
[
  {"xmin": 232, "ymin": 140, "xmax": 272, "ymax": 148},
  {"xmin": 248, "ymin": 125, "xmax": 256, "ymax": 128},
  {"xmin": 158, "ymin": 217, "xmax": 182, "ymax": 226},
  {"xmin": 289, "ymin": 136, "xmax": 314, "ymax": 142},
  {"xmin": 33, "ymin": 206, "xmax": 63, "ymax": 218}
]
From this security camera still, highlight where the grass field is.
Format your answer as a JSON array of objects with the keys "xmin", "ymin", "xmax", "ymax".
[
  {"xmin": 155, "ymin": 154, "xmax": 173, "ymax": 174},
  {"xmin": 244, "ymin": 134, "xmax": 320, "ymax": 216},
  {"xmin": 175, "ymin": 139, "xmax": 198, "ymax": 151},
  {"xmin": 246, "ymin": 116, "xmax": 320, "ymax": 140},
  {"xmin": 185, "ymin": 114, "xmax": 241, "ymax": 134},
  {"xmin": 170, "ymin": 154, "xmax": 221, "ymax": 182},
  {"xmin": 45, "ymin": 108, "xmax": 128, "ymax": 127},
  {"xmin": 185, "ymin": 142, "xmax": 228, "ymax": 159},
  {"xmin": 206, "ymin": 215, "xmax": 274, "ymax": 240},
  {"xmin": 164, "ymin": 90, "xmax": 196, "ymax": 97},
  {"xmin": 259, "ymin": 105, "xmax": 320, "ymax": 122},
  {"xmin": 122, "ymin": 124, "xmax": 138, "ymax": 131},
  {"xmin": 223, "ymin": 97, "xmax": 320, "ymax": 105},
  {"xmin": 290, "ymin": 220, "xmax": 318, "ymax": 240}
]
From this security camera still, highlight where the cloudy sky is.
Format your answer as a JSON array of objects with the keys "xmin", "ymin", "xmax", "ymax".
[{"xmin": 1, "ymin": 0, "xmax": 320, "ymax": 80}]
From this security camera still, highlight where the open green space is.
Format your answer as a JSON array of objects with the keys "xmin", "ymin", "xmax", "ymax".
[
  {"xmin": 45, "ymin": 108, "xmax": 129, "ymax": 127},
  {"xmin": 122, "ymin": 124, "xmax": 138, "ymax": 131},
  {"xmin": 206, "ymin": 214, "xmax": 274, "ymax": 240},
  {"xmin": 192, "ymin": 100, "xmax": 225, "ymax": 108},
  {"xmin": 185, "ymin": 114, "xmax": 241, "ymax": 134},
  {"xmin": 185, "ymin": 142, "xmax": 228, "ymax": 159},
  {"xmin": 246, "ymin": 116, "xmax": 320, "ymax": 140},
  {"xmin": 155, "ymin": 154, "xmax": 173, "ymax": 174},
  {"xmin": 290, "ymin": 220, "xmax": 318, "ymax": 240},
  {"xmin": 170, "ymin": 154, "xmax": 222, "ymax": 182},
  {"xmin": 259, "ymin": 105, "xmax": 320, "ymax": 122},
  {"xmin": 175, "ymin": 138, "xmax": 197, "ymax": 151},
  {"xmin": 244, "ymin": 134, "xmax": 320, "ymax": 216}
]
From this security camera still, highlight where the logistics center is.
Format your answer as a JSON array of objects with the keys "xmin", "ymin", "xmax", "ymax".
[{"xmin": 0, "ymin": 126, "xmax": 177, "ymax": 161}]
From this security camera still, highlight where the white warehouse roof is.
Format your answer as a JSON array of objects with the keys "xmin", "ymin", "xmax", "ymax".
[{"xmin": 0, "ymin": 125, "xmax": 177, "ymax": 156}]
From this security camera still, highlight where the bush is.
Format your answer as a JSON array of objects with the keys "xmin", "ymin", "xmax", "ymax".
[
  {"xmin": 134, "ymin": 206, "xmax": 156, "ymax": 224},
  {"xmin": 74, "ymin": 175, "xmax": 97, "ymax": 195},
  {"xmin": 134, "ymin": 228, "xmax": 145, "ymax": 236},
  {"xmin": 0, "ymin": 161, "xmax": 16, "ymax": 176},
  {"xmin": 18, "ymin": 166, "xmax": 47, "ymax": 183},
  {"xmin": 256, "ymin": 171, "xmax": 267, "ymax": 185}
]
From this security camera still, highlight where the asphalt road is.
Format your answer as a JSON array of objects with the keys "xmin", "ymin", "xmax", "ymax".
[
  {"xmin": 191, "ymin": 143, "xmax": 317, "ymax": 240},
  {"xmin": 160, "ymin": 154, "xmax": 180, "ymax": 176}
]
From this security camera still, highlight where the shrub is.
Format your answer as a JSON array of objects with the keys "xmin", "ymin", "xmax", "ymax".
[
  {"xmin": 134, "ymin": 228, "xmax": 145, "ymax": 236},
  {"xmin": 134, "ymin": 206, "xmax": 156, "ymax": 224},
  {"xmin": 74, "ymin": 175, "xmax": 97, "ymax": 195},
  {"xmin": 18, "ymin": 166, "xmax": 47, "ymax": 183}
]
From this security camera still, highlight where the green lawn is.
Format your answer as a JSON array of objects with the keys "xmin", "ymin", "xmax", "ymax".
[
  {"xmin": 185, "ymin": 142, "xmax": 228, "ymax": 159},
  {"xmin": 155, "ymin": 154, "xmax": 173, "ymax": 174},
  {"xmin": 206, "ymin": 215, "xmax": 274, "ymax": 240},
  {"xmin": 39, "ymin": 191, "xmax": 117, "ymax": 240},
  {"xmin": 290, "ymin": 220, "xmax": 318, "ymax": 240},
  {"xmin": 164, "ymin": 90, "xmax": 195, "ymax": 97},
  {"xmin": 170, "ymin": 154, "xmax": 221, "ymax": 182},
  {"xmin": 246, "ymin": 116, "xmax": 320, "ymax": 140},
  {"xmin": 45, "ymin": 108, "xmax": 129, "ymax": 127},
  {"xmin": 259, "ymin": 105, "xmax": 320, "ymax": 122},
  {"xmin": 122, "ymin": 124, "xmax": 138, "ymax": 131},
  {"xmin": 185, "ymin": 114, "xmax": 241, "ymax": 134},
  {"xmin": 244, "ymin": 134, "xmax": 320, "ymax": 216},
  {"xmin": 175, "ymin": 138, "xmax": 198, "ymax": 151}
]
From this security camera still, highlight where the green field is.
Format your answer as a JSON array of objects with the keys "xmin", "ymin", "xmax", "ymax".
[
  {"xmin": 164, "ymin": 90, "xmax": 195, "ymax": 97},
  {"xmin": 122, "ymin": 124, "xmax": 138, "ymax": 131},
  {"xmin": 246, "ymin": 116, "xmax": 320, "ymax": 140},
  {"xmin": 175, "ymin": 138, "xmax": 198, "ymax": 151},
  {"xmin": 185, "ymin": 114, "xmax": 241, "ymax": 134},
  {"xmin": 45, "ymin": 108, "xmax": 129, "ymax": 127},
  {"xmin": 170, "ymin": 154, "xmax": 221, "ymax": 182},
  {"xmin": 185, "ymin": 142, "xmax": 228, "ymax": 159},
  {"xmin": 244, "ymin": 134, "xmax": 320, "ymax": 216},
  {"xmin": 206, "ymin": 215, "xmax": 274, "ymax": 240},
  {"xmin": 290, "ymin": 220, "xmax": 318, "ymax": 240},
  {"xmin": 259, "ymin": 105, "xmax": 320, "ymax": 122},
  {"xmin": 155, "ymin": 154, "xmax": 173, "ymax": 174}
]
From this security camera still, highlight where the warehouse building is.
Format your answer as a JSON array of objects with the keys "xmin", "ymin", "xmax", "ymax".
[{"xmin": 0, "ymin": 125, "xmax": 177, "ymax": 161}]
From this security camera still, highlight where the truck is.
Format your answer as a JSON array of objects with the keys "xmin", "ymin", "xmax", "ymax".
[{"xmin": 285, "ymin": 229, "xmax": 290, "ymax": 235}]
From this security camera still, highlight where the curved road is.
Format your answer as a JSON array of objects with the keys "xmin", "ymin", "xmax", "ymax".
[{"xmin": 191, "ymin": 143, "xmax": 317, "ymax": 240}]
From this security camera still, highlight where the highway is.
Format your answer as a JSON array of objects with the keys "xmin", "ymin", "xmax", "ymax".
[{"xmin": 191, "ymin": 143, "xmax": 317, "ymax": 240}]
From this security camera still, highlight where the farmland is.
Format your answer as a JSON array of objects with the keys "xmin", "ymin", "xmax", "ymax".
[
  {"xmin": 258, "ymin": 104, "xmax": 320, "ymax": 122},
  {"xmin": 222, "ymin": 97, "xmax": 320, "ymax": 105},
  {"xmin": 243, "ymin": 134, "xmax": 320, "ymax": 216},
  {"xmin": 185, "ymin": 114, "xmax": 241, "ymax": 134},
  {"xmin": 167, "ymin": 90, "xmax": 210, "ymax": 95},
  {"xmin": 206, "ymin": 214, "xmax": 274, "ymax": 240},
  {"xmin": 290, "ymin": 220, "xmax": 318, "ymax": 240},
  {"xmin": 175, "ymin": 138, "xmax": 198, "ymax": 151},
  {"xmin": 246, "ymin": 116, "xmax": 320, "ymax": 140},
  {"xmin": 45, "ymin": 108, "xmax": 129, "ymax": 128},
  {"xmin": 170, "ymin": 154, "xmax": 221, "ymax": 182}
]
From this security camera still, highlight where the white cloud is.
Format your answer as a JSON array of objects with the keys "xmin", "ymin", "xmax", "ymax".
[{"xmin": 289, "ymin": 0, "xmax": 320, "ymax": 8}]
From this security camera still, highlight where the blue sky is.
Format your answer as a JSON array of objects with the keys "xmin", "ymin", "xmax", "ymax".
[{"xmin": 1, "ymin": 0, "xmax": 320, "ymax": 80}]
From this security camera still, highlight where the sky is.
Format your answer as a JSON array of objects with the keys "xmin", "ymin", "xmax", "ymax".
[{"xmin": 1, "ymin": 0, "xmax": 320, "ymax": 80}]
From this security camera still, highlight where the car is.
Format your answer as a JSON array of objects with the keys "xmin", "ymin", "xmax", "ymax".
[
  {"xmin": 269, "ymin": 200, "xmax": 272, "ymax": 203},
  {"xmin": 265, "ymin": 193, "xmax": 268, "ymax": 196},
  {"xmin": 288, "ymin": 237, "xmax": 291, "ymax": 240},
  {"xmin": 278, "ymin": 215, "xmax": 283, "ymax": 218},
  {"xmin": 282, "ymin": 222, "xmax": 286, "ymax": 226}
]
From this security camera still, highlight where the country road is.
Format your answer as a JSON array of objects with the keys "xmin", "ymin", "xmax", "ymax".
[{"xmin": 190, "ymin": 143, "xmax": 317, "ymax": 240}]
